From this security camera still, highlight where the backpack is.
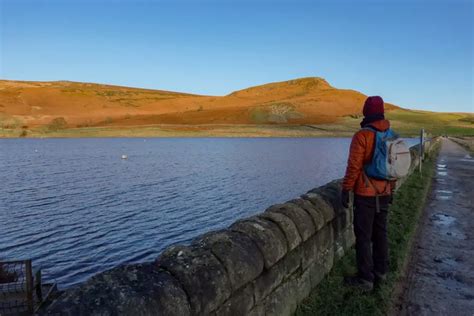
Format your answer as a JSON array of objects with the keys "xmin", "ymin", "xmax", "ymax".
[{"xmin": 363, "ymin": 127, "xmax": 411, "ymax": 180}]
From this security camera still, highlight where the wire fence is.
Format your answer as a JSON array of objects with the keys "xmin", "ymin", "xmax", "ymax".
[{"xmin": 0, "ymin": 260, "xmax": 35, "ymax": 315}]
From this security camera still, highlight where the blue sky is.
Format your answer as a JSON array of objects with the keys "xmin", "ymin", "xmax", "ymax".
[{"xmin": 1, "ymin": 0, "xmax": 472, "ymax": 112}]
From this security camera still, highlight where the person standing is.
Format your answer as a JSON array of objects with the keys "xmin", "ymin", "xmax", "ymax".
[{"xmin": 341, "ymin": 96, "xmax": 395, "ymax": 291}]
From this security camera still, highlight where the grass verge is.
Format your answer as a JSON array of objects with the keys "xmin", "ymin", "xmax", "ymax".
[
  {"xmin": 449, "ymin": 137, "xmax": 474, "ymax": 153},
  {"xmin": 0, "ymin": 124, "xmax": 356, "ymax": 138},
  {"xmin": 295, "ymin": 144, "xmax": 440, "ymax": 316}
]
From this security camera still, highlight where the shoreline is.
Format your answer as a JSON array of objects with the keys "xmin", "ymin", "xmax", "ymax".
[{"xmin": 0, "ymin": 124, "xmax": 438, "ymax": 139}]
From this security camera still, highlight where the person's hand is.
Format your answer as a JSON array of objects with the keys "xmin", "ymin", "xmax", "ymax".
[{"xmin": 341, "ymin": 190, "xmax": 350, "ymax": 208}]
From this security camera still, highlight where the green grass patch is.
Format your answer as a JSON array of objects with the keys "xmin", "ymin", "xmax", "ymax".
[
  {"xmin": 295, "ymin": 145, "xmax": 440, "ymax": 316},
  {"xmin": 340, "ymin": 109, "xmax": 474, "ymax": 137},
  {"xmin": 386, "ymin": 110, "xmax": 474, "ymax": 137}
]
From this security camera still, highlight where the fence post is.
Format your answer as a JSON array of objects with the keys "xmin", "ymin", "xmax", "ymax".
[
  {"xmin": 419, "ymin": 128, "xmax": 424, "ymax": 173},
  {"xmin": 25, "ymin": 259, "xmax": 34, "ymax": 314}
]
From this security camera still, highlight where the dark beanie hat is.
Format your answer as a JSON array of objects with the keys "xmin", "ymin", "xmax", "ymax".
[{"xmin": 363, "ymin": 96, "xmax": 384, "ymax": 117}]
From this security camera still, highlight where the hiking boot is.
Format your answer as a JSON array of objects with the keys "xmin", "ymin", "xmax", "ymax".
[
  {"xmin": 343, "ymin": 276, "xmax": 374, "ymax": 292},
  {"xmin": 374, "ymin": 271, "xmax": 387, "ymax": 287}
]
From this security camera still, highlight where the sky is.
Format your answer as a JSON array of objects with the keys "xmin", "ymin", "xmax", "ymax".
[{"xmin": 0, "ymin": 0, "xmax": 472, "ymax": 112}]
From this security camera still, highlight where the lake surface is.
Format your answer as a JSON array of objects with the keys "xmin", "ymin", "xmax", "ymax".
[{"xmin": 0, "ymin": 137, "xmax": 418, "ymax": 288}]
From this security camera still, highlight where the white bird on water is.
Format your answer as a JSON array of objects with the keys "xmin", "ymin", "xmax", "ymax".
[{"xmin": 121, "ymin": 154, "xmax": 128, "ymax": 160}]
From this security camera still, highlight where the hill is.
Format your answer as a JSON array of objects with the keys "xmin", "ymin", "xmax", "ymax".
[{"xmin": 0, "ymin": 77, "xmax": 472, "ymax": 137}]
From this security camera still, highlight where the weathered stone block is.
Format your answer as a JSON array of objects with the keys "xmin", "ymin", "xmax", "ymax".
[
  {"xmin": 253, "ymin": 246, "xmax": 302, "ymax": 302},
  {"xmin": 155, "ymin": 244, "xmax": 231, "ymax": 315},
  {"xmin": 247, "ymin": 304, "xmax": 265, "ymax": 316},
  {"xmin": 43, "ymin": 263, "xmax": 190, "ymax": 316},
  {"xmin": 333, "ymin": 226, "xmax": 355, "ymax": 260},
  {"xmin": 281, "ymin": 246, "xmax": 304, "ymax": 277},
  {"xmin": 322, "ymin": 246, "xmax": 335, "ymax": 274},
  {"xmin": 331, "ymin": 206, "xmax": 351, "ymax": 238},
  {"xmin": 263, "ymin": 277, "xmax": 299, "ymax": 316},
  {"xmin": 297, "ymin": 268, "xmax": 312, "ymax": 303},
  {"xmin": 308, "ymin": 180, "xmax": 346, "ymax": 216},
  {"xmin": 287, "ymin": 198, "xmax": 326, "ymax": 231},
  {"xmin": 305, "ymin": 259, "xmax": 328, "ymax": 289},
  {"xmin": 212, "ymin": 283, "xmax": 255, "ymax": 316},
  {"xmin": 266, "ymin": 203, "xmax": 315, "ymax": 241},
  {"xmin": 301, "ymin": 224, "xmax": 333, "ymax": 269},
  {"xmin": 194, "ymin": 230, "xmax": 264, "ymax": 291},
  {"xmin": 301, "ymin": 234, "xmax": 319, "ymax": 270},
  {"xmin": 253, "ymin": 265, "xmax": 284, "ymax": 304},
  {"xmin": 301, "ymin": 192, "xmax": 335, "ymax": 223},
  {"xmin": 258, "ymin": 211, "xmax": 302, "ymax": 251},
  {"xmin": 230, "ymin": 217, "xmax": 288, "ymax": 269},
  {"xmin": 316, "ymin": 225, "xmax": 334, "ymax": 253}
]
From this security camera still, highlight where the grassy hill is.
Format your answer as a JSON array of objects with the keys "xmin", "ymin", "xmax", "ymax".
[{"xmin": 0, "ymin": 78, "xmax": 472, "ymax": 137}]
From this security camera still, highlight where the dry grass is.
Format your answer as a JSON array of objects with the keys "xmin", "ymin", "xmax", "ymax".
[{"xmin": 1, "ymin": 78, "xmax": 472, "ymax": 138}]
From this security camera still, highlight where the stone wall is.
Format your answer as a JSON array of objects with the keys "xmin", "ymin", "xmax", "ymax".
[{"xmin": 42, "ymin": 140, "xmax": 438, "ymax": 316}]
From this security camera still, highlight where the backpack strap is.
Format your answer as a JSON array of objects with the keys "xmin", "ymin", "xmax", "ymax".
[
  {"xmin": 362, "ymin": 126, "xmax": 397, "ymax": 139},
  {"xmin": 361, "ymin": 124, "xmax": 390, "ymax": 210},
  {"xmin": 362, "ymin": 171, "xmax": 389, "ymax": 213},
  {"xmin": 360, "ymin": 126, "xmax": 377, "ymax": 133},
  {"xmin": 363, "ymin": 171, "xmax": 388, "ymax": 195}
]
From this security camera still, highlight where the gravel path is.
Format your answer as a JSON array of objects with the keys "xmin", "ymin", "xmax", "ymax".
[{"xmin": 398, "ymin": 138, "xmax": 474, "ymax": 315}]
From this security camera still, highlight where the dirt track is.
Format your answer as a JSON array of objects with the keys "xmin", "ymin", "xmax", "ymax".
[{"xmin": 398, "ymin": 138, "xmax": 474, "ymax": 315}]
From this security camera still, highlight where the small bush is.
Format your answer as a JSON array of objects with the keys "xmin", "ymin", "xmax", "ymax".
[
  {"xmin": 48, "ymin": 117, "xmax": 68, "ymax": 131},
  {"xmin": 459, "ymin": 117, "xmax": 474, "ymax": 124}
]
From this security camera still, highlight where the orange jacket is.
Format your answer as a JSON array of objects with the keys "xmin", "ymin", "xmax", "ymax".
[{"xmin": 342, "ymin": 119, "xmax": 395, "ymax": 196}]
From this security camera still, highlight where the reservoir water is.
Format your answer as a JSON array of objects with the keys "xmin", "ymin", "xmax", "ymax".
[{"xmin": 0, "ymin": 137, "xmax": 418, "ymax": 288}]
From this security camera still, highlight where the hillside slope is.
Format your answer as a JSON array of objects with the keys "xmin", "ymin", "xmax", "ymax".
[
  {"xmin": 0, "ymin": 77, "xmax": 397, "ymax": 128},
  {"xmin": 0, "ymin": 77, "xmax": 472, "ymax": 137}
]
